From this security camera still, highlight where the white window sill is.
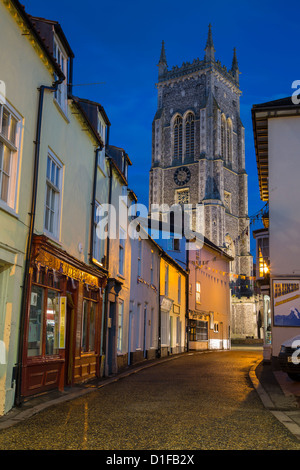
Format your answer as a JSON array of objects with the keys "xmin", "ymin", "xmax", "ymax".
[
  {"xmin": 53, "ymin": 98, "xmax": 70, "ymax": 123},
  {"xmin": 43, "ymin": 230, "xmax": 62, "ymax": 247},
  {"xmin": 97, "ymin": 164, "xmax": 106, "ymax": 177},
  {"xmin": 0, "ymin": 200, "xmax": 19, "ymax": 219}
]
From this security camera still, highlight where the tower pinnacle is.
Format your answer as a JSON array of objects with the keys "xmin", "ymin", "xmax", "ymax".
[
  {"xmin": 204, "ymin": 24, "xmax": 215, "ymax": 62},
  {"xmin": 158, "ymin": 40, "xmax": 168, "ymax": 78},
  {"xmin": 231, "ymin": 47, "xmax": 240, "ymax": 83}
]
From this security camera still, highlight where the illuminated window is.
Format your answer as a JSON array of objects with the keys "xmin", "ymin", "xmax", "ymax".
[
  {"xmin": 196, "ymin": 282, "xmax": 201, "ymax": 303},
  {"xmin": 27, "ymin": 267, "xmax": 63, "ymax": 358},
  {"xmin": 257, "ymin": 237, "xmax": 269, "ymax": 277},
  {"xmin": 119, "ymin": 228, "xmax": 126, "ymax": 275},
  {"xmin": 82, "ymin": 286, "xmax": 99, "ymax": 353}
]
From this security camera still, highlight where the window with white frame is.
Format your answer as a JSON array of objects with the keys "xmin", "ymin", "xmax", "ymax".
[
  {"xmin": 161, "ymin": 311, "xmax": 169, "ymax": 346},
  {"xmin": 93, "ymin": 201, "xmax": 105, "ymax": 265},
  {"xmin": 0, "ymin": 101, "xmax": 21, "ymax": 210},
  {"xmin": 178, "ymin": 274, "xmax": 181, "ymax": 304},
  {"xmin": 44, "ymin": 151, "xmax": 62, "ymax": 238},
  {"xmin": 119, "ymin": 227, "xmax": 126, "ymax": 276},
  {"xmin": 137, "ymin": 238, "xmax": 142, "ymax": 277},
  {"xmin": 136, "ymin": 303, "xmax": 141, "ymax": 349},
  {"xmin": 97, "ymin": 112, "xmax": 106, "ymax": 173},
  {"xmin": 165, "ymin": 264, "xmax": 169, "ymax": 297},
  {"xmin": 150, "ymin": 250, "xmax": 154, "ymax": 285},
  {"xmin": 176, "ymin": 317, "xmax": 181, "ymax": 345},
  {"xmin": 117, "ymin": 299, "xmax": 124, "ymax": 352},
  {"xmin": 53, "ymin": 37, "xmax": 68, "ymax": 114},
  {"xmin": 196, "ymin": 281, "xmax": 201, "ymax": 304},
  {"xmin": 150, "ymin": 307, "xmax": 155, "ymax": 347}
]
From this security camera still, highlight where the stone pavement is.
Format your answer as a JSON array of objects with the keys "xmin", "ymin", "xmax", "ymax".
[
  {"xmin": 1, "ymin": 348, "xmax": 300, "ymax": 442},
  {"xmin": 250, "ymin": 356, "xmax": 300, "ymax": 440}
]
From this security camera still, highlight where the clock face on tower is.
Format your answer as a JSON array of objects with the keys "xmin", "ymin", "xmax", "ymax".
[{"xmin": 174, "ymin": 166, "xmax": 191, "ymax": 186}]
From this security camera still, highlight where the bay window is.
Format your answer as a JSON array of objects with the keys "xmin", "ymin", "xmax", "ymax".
[
  {"xmin": 27, "ymin": 267, "xmax": 62, "ymax": 358},
  {"xmin": 82, "ymin": 286, "xmax": 99, "ymax": 353}
]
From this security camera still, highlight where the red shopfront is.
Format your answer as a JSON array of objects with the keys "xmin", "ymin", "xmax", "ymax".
[{"xmin": 21, "ymin": 235, "xmax": 107, "ymax": 399}]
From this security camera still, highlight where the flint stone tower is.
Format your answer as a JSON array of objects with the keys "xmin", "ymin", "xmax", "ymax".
[{"xmin": 149, "ymin": 26, "xmax": 256, "ymax": 338}]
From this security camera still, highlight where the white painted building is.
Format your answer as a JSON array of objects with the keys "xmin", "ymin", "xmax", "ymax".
[
  {"xmin": 252, "ymin": 96, "xmax": 300, "ymax": 356},
  {"xmin": 129, "ymin": 232, "xmax": 160, "ymax": 364}
]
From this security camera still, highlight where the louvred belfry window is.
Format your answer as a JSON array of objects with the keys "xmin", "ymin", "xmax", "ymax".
[
  {"xmin": 185, "ymin": 113, "xmax": 194, "ymax": 160},
  {"xmin": 173, "ymin": 115, "xmax": 182, "ymax": 161},
  {"xmin": 221, "ymin": 115, "xmax": 226, "ymax": 160}
]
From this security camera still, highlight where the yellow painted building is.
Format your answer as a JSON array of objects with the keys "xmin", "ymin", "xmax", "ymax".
[{"xmin": 160, "ymin": 252, "xmax": 187, "ymax": 356}]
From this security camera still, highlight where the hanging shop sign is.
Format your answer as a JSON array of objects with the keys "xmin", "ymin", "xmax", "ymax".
[
  {"xmin": 160, "ymin": 296, "xmax": 173, "ymax": 311},
  {"xmin": 35, "ymin": 248, "xmax": 99, "ymax": 287}
]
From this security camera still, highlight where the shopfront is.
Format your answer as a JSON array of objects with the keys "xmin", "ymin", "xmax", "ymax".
[
  {"xmin": 21, "ymin": 235, "xmax": 106, "ymax": 398},
  {"xmin": 188, "ymin": 311, "xmax": 209, "ymax": 351}
]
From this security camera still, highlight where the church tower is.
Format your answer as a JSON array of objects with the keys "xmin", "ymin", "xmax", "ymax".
[
  {"xmin": 149, "ymin": 26, "xmax": 256, "ymax": 338},
  {"xmin": 149, "ymin": 25, "xmax": 252, "ymax": 279}
]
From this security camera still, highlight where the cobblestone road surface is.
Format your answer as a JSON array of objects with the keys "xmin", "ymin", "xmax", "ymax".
[{"xmin": 1, "ymin": 350, "xmax": 300, "ymax": 450}]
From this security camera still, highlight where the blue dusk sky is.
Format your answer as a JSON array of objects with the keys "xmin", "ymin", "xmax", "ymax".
[{"xmin": 25, "ymin": 0, "xmax": 298, "ymax": 256}]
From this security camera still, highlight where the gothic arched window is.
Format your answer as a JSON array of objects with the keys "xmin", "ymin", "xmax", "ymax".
[
  {"xmin": 227, "ymin": 119, "xmax": 232, "ymax": 164},
  {"xmin": 185, "ymin": 112, "xmax": 195, "ymax": 161},
  {"xmin": 221, "ymin": 114, "xmax": 226, "ymax": 160},
  {"xmin": 173, "ymin": 115, "xmax": 183, "ymax": 161}
]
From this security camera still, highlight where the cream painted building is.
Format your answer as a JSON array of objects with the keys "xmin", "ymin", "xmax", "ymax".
[
  {"xmin": 103, "ymin": 145, "xmax": 134, "ymax": 375},
  {"xmin": 0, "ymin": 0, "xmax": 108, "ymax": 414}
]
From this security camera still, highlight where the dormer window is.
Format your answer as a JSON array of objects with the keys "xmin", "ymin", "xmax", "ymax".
[
  {"xmin": 53, "ymin": 37, "xmax": 68, "ymax": 114},
  {"xmin": 97, "ymin": 112, "xmax": 106, "ymax": 173},
  {"xmin": 121, "ymin": 152, "xmax": 128, "ymax": 180}
]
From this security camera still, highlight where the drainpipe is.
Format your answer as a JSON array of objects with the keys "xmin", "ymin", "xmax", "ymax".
[
  {"xmin": 186, "ymin": 243, "xmax": 190, "ymax": 353},
  {"xmin": 15, "ymin": 78, "xmax": 63, "ymax": 407},
  {"xmin": 157, "ymin": 252, "xmax": 162, "ymax": 358},
  {"xmin": 102, "ymin": 157, "xmax": 113, "ymax": 372},
  {"xmin": 90, "ymin": 146, "xmax": 101, "ymax": 266}
]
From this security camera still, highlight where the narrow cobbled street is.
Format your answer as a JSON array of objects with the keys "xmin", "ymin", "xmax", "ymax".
[{"xmin": 1, "ymin": 350, "xmax": 300, "ymax": 451}]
